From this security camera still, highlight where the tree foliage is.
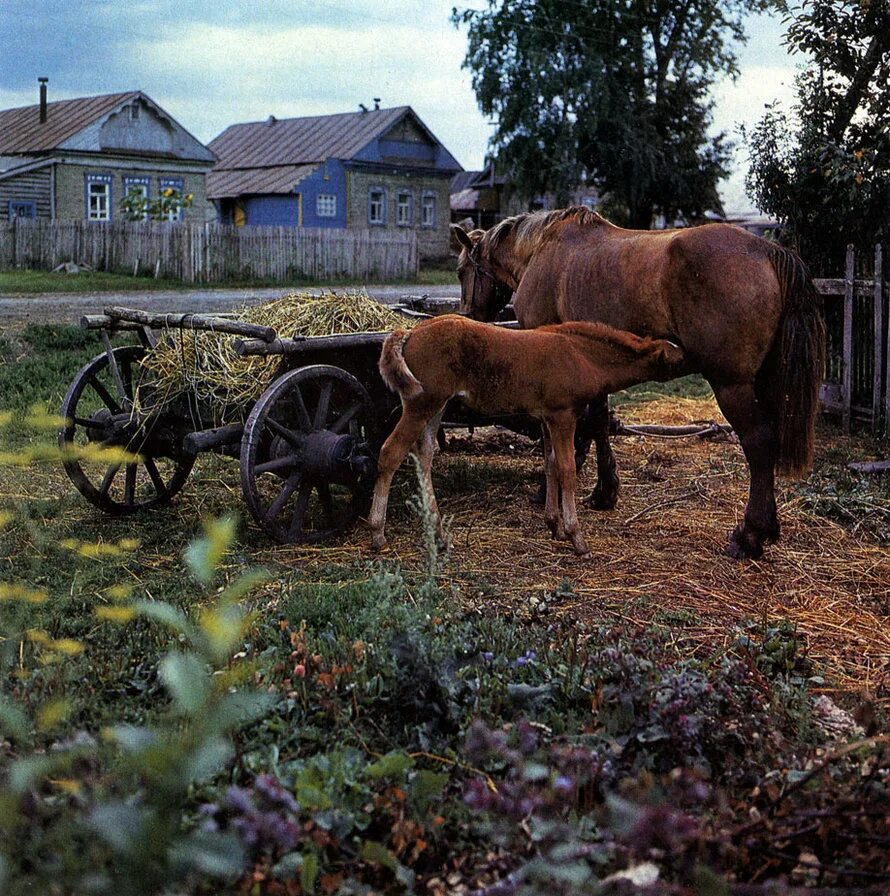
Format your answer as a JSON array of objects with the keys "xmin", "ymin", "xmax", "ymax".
[
  {"xmin": 452, "ymin": 0, "xmax": 765, "ymax": 228},
  {"xmin": 745, "ymin": 0, "xmax": 890, "ymax": 271}
]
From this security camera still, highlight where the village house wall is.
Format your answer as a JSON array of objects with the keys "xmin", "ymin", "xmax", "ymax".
[{"xmin": 345, "ymin": 168, "xmax": 452, "ymax": 259}]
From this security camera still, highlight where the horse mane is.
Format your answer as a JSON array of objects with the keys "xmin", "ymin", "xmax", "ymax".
[
  {"xmin": 486, "ymin": 206, "xmax": 605, "ymax": 260},
  {"xmin": 542, "ymin": 320, "xmax": 660, "ymax": 356}
]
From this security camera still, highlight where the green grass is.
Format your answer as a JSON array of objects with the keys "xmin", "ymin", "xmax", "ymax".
[{"xmin": 0, "ymin": 265, "xmax": 458, "ymax": 295}]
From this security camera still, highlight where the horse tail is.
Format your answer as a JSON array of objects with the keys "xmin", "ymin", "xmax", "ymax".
[
  {"xmin": 763, "ymin": 246, "xmax": 826, "ymax": 475},
  {"xmin": 379, "ymin": 329, "xmax": 424, "ymax": 401}
]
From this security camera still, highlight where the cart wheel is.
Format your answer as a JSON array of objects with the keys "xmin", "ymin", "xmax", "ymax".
[
  {"xmin": 59, "ymin": 345, "xmax": 194, "ymax": 514},
  {"xmin": 241, "ymin": 365, "xmax": 377, "ymax": 544}
]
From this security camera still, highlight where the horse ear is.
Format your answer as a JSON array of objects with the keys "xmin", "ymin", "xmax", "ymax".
[{"xmin": 450, "ymin": 224, "xmax": 476, "ymax": 253}]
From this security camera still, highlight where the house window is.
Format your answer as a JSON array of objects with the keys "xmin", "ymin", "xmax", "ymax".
[
  {"xmin": 316, "ymin": 193, "xmax": 336, "ymax": 218},
  {"xmin": 396, "ymin": 191, "xmax": 412, "ymax": 227},
  {"xmin": 9, "ymin": 201, "xmax": 36, "ymax": 219},
  {"xmin": 86, "ymin": 174, "xmax": 112, "ymax": 221},
  {"xmin": 368, "ymin": 188, "xmax": 386, "ymax": 225},
  {"xmin": 130, "ymin": 103, "xmax": 140, "ymax": 122},
  {"xmin": 159, "ymin": 177, "xmax": 184, "ymax": 221},
  {"xmin": 123, "ymin": 177, "xmax": 151, "ymax": 220},
  {"xmin": 421, "ymin": 192, "xmax": 436, "ymax": 228}
]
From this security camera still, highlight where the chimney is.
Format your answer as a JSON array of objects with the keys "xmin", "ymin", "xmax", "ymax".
[
  {"xmin": 373, "ymin": 97, "xmax": 381, "ymax": 110},
  {"xmin": 38, "ymin": 77, "xmax": 48, "ymax": 123}
]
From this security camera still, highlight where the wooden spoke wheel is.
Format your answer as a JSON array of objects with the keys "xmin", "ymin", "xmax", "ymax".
[
  {"xmin": 59, "ymin": 345, "xmax": 194, "ymax": 514},
  {"xmin": 240, "ymin": 365, "xmax": 377, "ymax": 544}
]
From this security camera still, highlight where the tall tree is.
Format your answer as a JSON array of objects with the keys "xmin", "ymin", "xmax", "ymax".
[
  {"xmin": 745, "ymin": 0, "xmax": 890, "ymax": 270},
  {"xmin": 452, "ymin": 0, "xmax": 764, "ymax": 228}
]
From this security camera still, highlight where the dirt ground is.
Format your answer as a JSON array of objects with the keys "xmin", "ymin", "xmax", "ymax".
[{"xmin": 252, "ymin": 393, "xmax": 890, "ymax": 703}]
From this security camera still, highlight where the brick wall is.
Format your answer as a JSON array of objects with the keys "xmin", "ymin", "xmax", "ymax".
[
  {"xmin": 54, "ymin": 162, "xmax": 215, "ymax": 223},
  {"xmin": 345, "ymin": 168, "xmax": 452, "ymax": 260}
]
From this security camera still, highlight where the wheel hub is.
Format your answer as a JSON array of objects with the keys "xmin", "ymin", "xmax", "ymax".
[{"xmin": 301, "ymin": 430, "xmax": 374, "ymax": 487}]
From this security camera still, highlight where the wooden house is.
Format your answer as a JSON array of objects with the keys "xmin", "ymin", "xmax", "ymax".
[
  {"xmin": 0, "ymin": 81, "xmax": 215, "ymax": 223},
  {"xmin": 207, "ymin": 105, "xmax": 462, "ymax": 260}
]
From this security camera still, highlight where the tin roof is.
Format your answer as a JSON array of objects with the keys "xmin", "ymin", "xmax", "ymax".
[
  {"xmin": 206, "ymin": 163, "xmax": 319, "ymax": 200},
  {"xmin": 0, "ymin": 92, "xmax": 140, "ymax": 153},
  {"xmin": 209, "ymin": 106, "xmax": 451, "ymax": 170}
]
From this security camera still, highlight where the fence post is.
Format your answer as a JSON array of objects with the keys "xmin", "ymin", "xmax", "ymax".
[
  {"xmin": 873, "ymin": 244, "xmax": 884, "ymax": 434},
  {"xmin": 842, "ymin": 244, "xmax": 855, "ymax": 431}
]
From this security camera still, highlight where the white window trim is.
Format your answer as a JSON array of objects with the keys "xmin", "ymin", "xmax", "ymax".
[
  {"xmin": 368, "ymin": 187, "xmax": 386, "ymax": 226},
  {"xmin": 421, "ymin": 192, "xmax": 436, "ymax": 228},
  {"xmin": 87, "ymin": 174, "xmax": 112, "ymax": 221},
  {"xmin": 316, "ymin": 193, "xmax": 337, "ymax": 218},
  {"xmin": 396, "ymin": 190, "xmax": 413, "ymax": 227}
]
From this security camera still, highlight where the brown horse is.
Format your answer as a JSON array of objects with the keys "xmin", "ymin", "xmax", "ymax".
[
  {"xmin": 369, "ymin": 314, "xmax": 686, "ymax": 556},
  {"xmin": 452, "ymin": 207, "xmax": 826, "ymax": 560}
]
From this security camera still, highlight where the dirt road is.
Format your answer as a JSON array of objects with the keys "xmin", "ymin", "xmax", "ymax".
[{"xmin": 0, "ymin": 284, "xmax": 460, "ymax": 331}]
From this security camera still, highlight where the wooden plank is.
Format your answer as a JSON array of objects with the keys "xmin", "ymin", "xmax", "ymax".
[
  {"xmin": 873, "ymin": 244, "xmax": 884, "ymax": 432},
  {"xmin": 104, "ymin": 306, "xmax": 278, "ymax": 341},
  {"xmin": 842, "ymin": 244, "xmax": 855, "ymax": 431}
]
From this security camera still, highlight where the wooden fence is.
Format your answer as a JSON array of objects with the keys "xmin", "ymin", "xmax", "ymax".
[
  {"xmin": 816, "ymin": 244, "xmax": 888, "ymax": 436},
  {"xmin": 0, "ymin": 219, "xmax": 419, "ymax": 283}
]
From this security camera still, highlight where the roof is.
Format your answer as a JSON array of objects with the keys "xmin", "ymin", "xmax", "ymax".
[
  {"xmin": 209, "ymin": 106, "xmax": 409, "ymax": 169},
  {"xmin": 0, "ymin": 91, "xmax": 214, "ymax": 162},
  {"xmin": 0, "ymin": 92, "xmax": 139, "ymax": 153},
  {"xmin": 209, "ymin": 105, "xmax": 458, "ymax": 171},
  {"xmin": 207, "ymin": 163, "xmax": 319, "ymax": 200}
]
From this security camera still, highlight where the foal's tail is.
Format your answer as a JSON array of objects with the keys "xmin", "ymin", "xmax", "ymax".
[
  {"xmin": 765, "ymin": 246, "xmax": 826, "ymax": 475},
  {"xmin": 379, "ymin": 329, "xmax": 424, "ymax": 401}
]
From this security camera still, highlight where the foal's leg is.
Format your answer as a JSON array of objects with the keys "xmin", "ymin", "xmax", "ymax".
[
  {"xmin": 541, "ymin": 424, "xmax": 564, "ymax": 540},
  {"xmin": 417, "ymin": 409, "xmax": 449, "ymax": 550},
  {"xmin": 369, "ymin": 408, "xmax": 433, "ymax": 551},
  {"xmin": 712, "ymin": 382, "xmax": 779, "ymax": 560},
  {"xmin": 549, "ymin": 414, "xmax": 591, "ymax": 557},
  {"xmin": 580, "ymin": 396, "xmax": 620, "ymax": 510}
]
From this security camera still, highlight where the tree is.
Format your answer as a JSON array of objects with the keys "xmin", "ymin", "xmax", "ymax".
[
  {"xmin": 745, "ymin": 0, "xmax": 890, "ymax": 271},
  {"xmin": 452, "ymin": 0, "xmax": 765, "ymax": 228}
]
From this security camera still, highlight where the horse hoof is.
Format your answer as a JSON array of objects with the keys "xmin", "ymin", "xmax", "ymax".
[
  {"xmin": 371, "ymin": 535, "xmax": 389, "ymax": 552},
  {"xmin": 583, "ymin": 489, "xmax": 618, "ymax": 511},
  {"xmin": 726, "ymin": 526, "xmax": 764, "ymax": 561}
]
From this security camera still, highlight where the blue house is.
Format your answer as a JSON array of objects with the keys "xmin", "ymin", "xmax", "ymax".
[{"xmin": 207, "ymin": 105, "xmax": 462, "ymax": 259}]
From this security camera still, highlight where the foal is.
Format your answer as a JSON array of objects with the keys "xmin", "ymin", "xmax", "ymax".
[{"xmin": 369, "ymin": 315, "xmax": 686, "ymax": 557}]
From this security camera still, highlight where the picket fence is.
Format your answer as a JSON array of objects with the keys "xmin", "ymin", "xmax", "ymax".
[{"xmin": 0, "ymin": 219, "xmax": 419, "ymax": 283}]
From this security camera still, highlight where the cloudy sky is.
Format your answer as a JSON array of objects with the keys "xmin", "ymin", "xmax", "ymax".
[{"xmin": 1, "ymin": 1, "xmax": 801, "ymax": 213}]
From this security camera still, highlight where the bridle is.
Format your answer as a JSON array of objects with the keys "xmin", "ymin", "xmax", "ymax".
[{"xmin": 464, "ymin": 246, "xmax": 507, "ymax": 319}]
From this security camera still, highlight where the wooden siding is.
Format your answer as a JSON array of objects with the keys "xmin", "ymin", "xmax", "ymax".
[
  {"xmin": 0, "ymin": 218, "xmax": 418, "ymax": 283},
  {"xmin": 0, "ymin": 166, "xmax": 52, "ymax": 220}
]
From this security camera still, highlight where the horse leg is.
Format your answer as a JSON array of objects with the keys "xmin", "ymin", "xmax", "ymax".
[
  {"xmin": 418, "ymin": 410, "xmax": 449, "ymax": 550},
  {"xmin": 369, "ymin": 408, "xmax": 433, "ymax": 551},
  {"xmin": 541, "ymin": 424, "xmax": 564, "ymax": 539},
  {"xmin": 712, "ymin": 382, "xmax": 779, "ymax": 560},
  {"xmin": 580, "ymin": 396, "xmax": 620, "ymax": 511},
  {"xmin": 550, "ymin": 415, "xmax": 591, "ymax": 557}
]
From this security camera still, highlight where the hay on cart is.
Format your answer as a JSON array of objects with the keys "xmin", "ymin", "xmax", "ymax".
[{"xmin": 134, "ymin": 290, "xmax": 415, "ymax": 420}]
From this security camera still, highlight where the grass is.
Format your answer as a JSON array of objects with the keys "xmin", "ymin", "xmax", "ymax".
[
  {"xmin": 1, "ymin": 323, "xmax": 888, "ymax": 893},
  {"xmin": 0, "ymin": 265, "xmax": 457, "ymax": 295}
]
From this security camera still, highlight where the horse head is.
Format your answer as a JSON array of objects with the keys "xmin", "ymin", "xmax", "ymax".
[{"xmin": 451, "ymin": 224, "xmax": 513, "ymax": 322}]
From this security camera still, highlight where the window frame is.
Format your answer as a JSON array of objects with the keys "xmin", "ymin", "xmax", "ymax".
[
  {"xmin": 123, "ymin": 176, "xmax": 151, "ymax": 220},
  {"xmin": 421, "ymin": 192, "xmax": 436, "ymax": 228},
  {"xmin": 158, "ymin": 177, "xmax": 185, "ymax": 221},
  {"xmin": 8, "ymin": 201, "xmax": 36, "ymax": 219},
  {"xmin": 396, "ymin": 190, "xmax": 413, "ymax": 227},
  {"xmin": 368, "ymin": 187, "xmax": 386, "ymax": 226},
  {"xmin": 86, "ymin": 173, "xmax": 113, "ymax": 221},
  {"xmin": 316, "ymin": 193, "xmax": 337, "ymax": 219}
]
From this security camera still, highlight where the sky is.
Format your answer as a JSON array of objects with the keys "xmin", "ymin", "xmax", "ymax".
[{"xmin": 1, "ymin": 1, "xmax": 802, "ymax": 214}]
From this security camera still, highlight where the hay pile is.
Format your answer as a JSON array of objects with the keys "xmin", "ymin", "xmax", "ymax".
[{"xmin": 135, "ymin": 290, "xmax": 414, "ymax": 419}]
